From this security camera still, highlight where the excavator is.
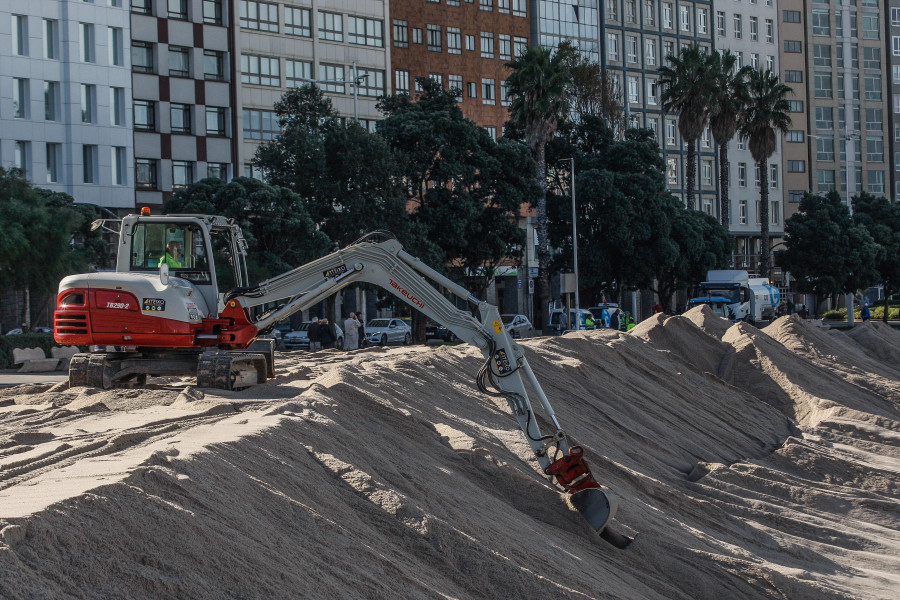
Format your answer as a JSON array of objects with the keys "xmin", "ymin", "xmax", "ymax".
[{"xmin": 54, "ymin": 209, "xmax": 629, "ymax": 547}]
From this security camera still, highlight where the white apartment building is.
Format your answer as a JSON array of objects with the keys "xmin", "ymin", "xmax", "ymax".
[
  {"xmin": 713, "ymin": 0, "xmax": 784, "ymax": 264},
  {"xmin": 236, "ymin": 0, "xmax": 390, "ymax": 176},
  {"xmin": 1, "ymin": 1, "xmax": 134, "ymax": 210}
]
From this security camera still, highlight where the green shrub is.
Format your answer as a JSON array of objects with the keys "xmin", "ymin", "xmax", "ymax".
[{"xmin": 823, "ymin": 310, "xmax": 845, "ymax": 320}]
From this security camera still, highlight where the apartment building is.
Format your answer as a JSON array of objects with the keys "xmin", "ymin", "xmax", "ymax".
[
  {"xmin": 714, "ymin": 0, "xmax": 784, "ymax": 265},
  {"xmin": 236, "ymin": 0, "xmax": 390, "ymax": 176},
  {"xmin": 594, "ymin": 1, "xmax": 715, "ymax": 210},
  {"xmin": 779, "ymin": 2, "xmax": 809, "ymax": 225},
  {"xmin": 780, "ymin": 0, "xmax": 890, "ymax": 218},
  {"xmin": 388, "ymin": 0, "xmax": 529, "ymax": 136},
  {"xmin": 887, "ymin": 0, "xmax": 900, "ymax": 201},
  {"xmin": 1, "ymin": 1, "xmax": 134, "ymax": 210}
]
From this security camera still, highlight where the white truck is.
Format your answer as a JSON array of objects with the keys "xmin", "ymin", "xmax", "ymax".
[{"xmin": 688, "ymin": 270, "xmax": 781, "ymax": 325}]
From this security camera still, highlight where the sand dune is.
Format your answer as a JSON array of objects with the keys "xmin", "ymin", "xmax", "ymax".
[{"xmin": 0, "ymin": 309, "xmax": 898, "ymax": 599}]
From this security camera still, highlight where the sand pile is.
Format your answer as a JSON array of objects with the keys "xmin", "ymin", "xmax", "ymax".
[{"xmin": 1, "ymin": 312, "xmax": 898, "ymax": 599}]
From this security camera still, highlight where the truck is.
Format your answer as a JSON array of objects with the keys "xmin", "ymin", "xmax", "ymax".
[
  {"xmin": 53, "ymin": 210, "xmax": 628, "ymax": 546},
  {"xmin": 688, "ymin": 270, "xmax": 781, "ymax": 325}
]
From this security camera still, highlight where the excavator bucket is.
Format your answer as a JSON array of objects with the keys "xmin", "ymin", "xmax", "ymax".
[{"xmin": 570, "ymin": 486, "xmax": 618, "ymax": 532}]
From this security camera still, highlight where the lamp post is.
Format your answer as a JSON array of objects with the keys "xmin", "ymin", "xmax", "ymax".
[
  {"xmin": 808, "ymin": 131, "xmax": 861, "ymax": 324},
  {"xmin": 558, "ymin": 159, "xmax": 580, "ymax": 330}
]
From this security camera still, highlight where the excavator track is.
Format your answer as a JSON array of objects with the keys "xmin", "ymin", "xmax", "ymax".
[
  {"xmin": 69, "ymin": 353, "xmax": 112, "ymax": 389},
  {"xmin": 196, "ymin": 352, "xmax": 267, "ymax": 391}
]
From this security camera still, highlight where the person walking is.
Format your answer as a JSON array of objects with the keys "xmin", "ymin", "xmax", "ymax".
[
  {"xmin": 344, "ymin": 313, "xmax": 360, "ymax": 350},
  {"xmin": 308, "ymin": 318, "xmax": 321, "ymax": 352},
  {"xmin": 860, "ymin": 304, "xmax": 871, "ymax": 322},
  {"xmin": 355, "ymin": 313, "xmax": 366, "ymax": 348},
  {"xmin": 319, "ymin": 318, "xmax": 336, "ymax": 349}
]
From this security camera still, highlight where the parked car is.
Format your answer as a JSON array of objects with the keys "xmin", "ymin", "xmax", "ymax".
[
  {"xmin": 547, "ymin": 308, "xmax": 596, "ymax": 333},
  {"xmin": 500, "ymin": 314, "xmax": 534, "ymax": 338},
  {"xmin": 365, "ymin": 318, "xmax": 412, "ymax": 346},
  {"xmin": 258, "ymin": 322, "xmax": 292, "ymax": 348},
  {"xmin": 587, "ymin": 304, "xmax": 624, "ymax": 330},
  {"xmin": 282, "ymin": 321, "xmax": 344, "ymax": 351},
  {"xmin": 425, "ymin": 320, "xmax": 458, "ymax": 343}
]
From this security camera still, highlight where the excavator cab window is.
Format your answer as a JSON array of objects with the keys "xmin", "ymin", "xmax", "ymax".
[{"xmin": 129, "ymin": 223, "xmax": 211, "ymax": 284}]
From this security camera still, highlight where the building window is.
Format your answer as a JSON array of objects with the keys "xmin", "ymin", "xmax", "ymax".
[
  {"xmin": 765, "ymin": 19, "xmax": 774, "ymax": 44},
  {"xmin": 13, "ymin": 141, "xmax": 29, "ymax": 178},
  {"xmin": 108, "ymin": 27, "xmax": 124, "ymax": 66},
  {"xmin": 44, "ymin": 19, "xmax": 59, "ymax": 59},
  {"xmin": 733, "ymin": 14, "xmax": 742, "ymax": 39},
  {"xmin": 738, "ymin": 200, "xmax": 747, "ymax": 224},
  {"xmin": 751, "ymin": 53, "xmax": 759, "ymax": 69},
  {"xmin": 738, "ymin": 163, "xmax": 747, "ymax": 187},
  {"xmin": 816, "ymin": 137, "xmax": 835, "ymax": 161},
  {"xmin": 169, "ymin": 46, "xmax": 190, "ymax": 77},
  {"xmin": 865, "ymin": 75, "xmax": 882, "ymax": 100},
  {"xmin": 244, "ymin": 163, "xmax": 263, "ymax": 180},
  {"xmin": 207, "ymin": 163, "xmax": 228, "ymax": 181},
  {"xmin": 783, "ymin": 11, "xmax": 800, "ymax": 24},
  {"xmin": 13, "ymin": 78, "xmax": 28, "ymax": 119},
  {"xmin": 771, "ymin": 201, "xmax": 780, "ymax": 225},
  {"xmin": 80, "ymin": 23, "xmax": 95, "ymax": 63},
  {"xmin": 136, "ymin": 159, "xmax": 158, "ymax": 189},
  {"xmin": 395, "ymin": 69, "xmax": 410, "ymax": 93},
  {"xmin": 697, "ymin": 8, "xmax": 707, "ymax": 34},
  {"xmin": 816, "ymin": 170, "xmax": 835, "ymax": 192},
  {"xmin": 814, "ymin": 74, "xmax": 832, "ymax": 98},
  {"xmin": 813, "ymin": 45, "xmax": 831, "ymax": 68},
  {"xmin": 863, "ymin": 47, "xmax": 881, "ymax": 70},
  {"xmin": 318, "ymin": 63, "xmax": 344, "ymax": 93},
  {"xmin": 318, "ymin": 12, "xmax": 343, "ymax": 42},
  {"xmin": 131, "ymin": 0, "xmax": 151, "ymax": 15},
  {"xmin": 645, "ymin": 1, "xmax": 656, "ymax": 26},
  {"xmin": 203, "ymin": 0, "xmax": 223, "ymax": 25},
  {"xmin": 607, "ymin": 33, "xmax": 619, "ymax": 61},
  {"xmin": 512, "ymin": 0, "xmax": 526, "ymax": 17},
  {"xmin": 867, "ymin": 137, "xmax": 884, "ymax": 162},
  {"xmin": 427, "ymin": 25, "xmax": 442, "ymax": 52},
  {"xmin": 132, "ymin": 41, "xmax": 154, "ymax": 73},
  {"xmin": 784, "ymin": 40, "xmax": 801, "ymax": 53},
  {"xmin": 413, "ymin": 28, "xmax": 423, "ymax": 45},
  {"xmin": 46, "ymin": 143, "xmax": 61, "ymax": 183},
  {"xmin": 784, "ymin": 71, "xmax": 802, "ymax": 83},
  {"xmin": 680, "ymin": 5, "xmax": 690, "ymax": 31},
  {"xmin": 170, "ymin": 104, "xmax": 192, "ymax": 134},
  {"xmin": 241, "ymin": 1, "xmax": 279, "ymax": 32},
  {"xmin": 241, "ymin": 54, "xmax": 280, "ymax": 87},
  {"xmin": 285, "ymin": 7, "xmax": 312, "ymax": 37},
  {"xmin": 442, "ymin": 27, "xmax": 460, "ymax": 55},
  {"xmin": 667, "ymin": 158, "xmax": 677, "ymax": 185},
  {"xmin": 204, "ymin": 50, "xmax": 225, "ymax": 81},
  {"xmin": 480, "ymin": 0, "xmax": 492, "ymax": 11},
  {"xmin": 348, "ymin": 16, "xmax": 384, "ymax": 47},
  {"xmin": 665, "ymin": 119, "xmax": 676, "ymax": 145},
  {"xmin": 499, "ymin": 34, "xmax": 511, "ymax": 60},
  {"xmin": 134, "ymin": 100, "xmax": 156, "ymax": 130},
  {"xmin": 701, "ymin": 127, "xmax": 711, "ymax": 148},
  {"xmin": 893, "ymin": 8, "xmax": 900, "ymax": 27},
  {"xmin": 44, "ymin": 81, "xmax": 59, "ymax": 121},
  {"xmin": 866, "ymin": 108, "xmax": 882, "ymax": 132},
  {"xmin": 111, "ymin": 147, "xmax": 126, "ymax": 186},
  {"xmin": 645, "ymin": 39, "xmax": 656, "ymax": 66},
  {"xmin": 628, "ymin": 76, "xmax": 639, "ymax": 104},
  {"xmin": 172, "ymin": 161, "xmax": 193, "ymax": 189},
  {"xmin": 647, "ymin": 79, "xmax": 658, "ymax": 105},
  {"xmin": 626, "ymin": 0, "xmax": 636, "ymax": 23},
  {"xmin": 750, "ymin": 16, "xmax": 758, "ymax": 41},
  {"xmin": 788, "ymin": 190, "xmax": 803, "ymax": 203},
  {"xmin": 626, "ymin": 36, "xmax": 637, "ymax": 63},
  {"xmin": 12, "ymin": 14, "xmax": 28, "ymax": 56},
  {"xmin": 786, "ymin": 130, "xmax": 804, "ymax": 143},
  {"xmin": 480, "ymin": 32, "xmax": 494, "ymax": 58},
  {"xmin": 449, "ymin": 74, "xmax": 463, "ymax": 100},
  {"xmin": 243, "ymin": 108, "xmax": 280, "ymax": 140},
  {"xmin": 702, "ymin": 161, "xmax": 712, "ymax": 185},
  {"xmin": 498, "ymin": 0, "xmax": 509, "ymax": 14},
  {"xmin": 766, "ymin": 56, "xmax": 775, "ymax": 71},
  {"xmin": 467, "ymin": 81, "xmax": 477, "ymax": 98},
  {"xmin": 862, "ymin": 15, "xmax": 879, "ymax": 40},
  {"xmin": 81, "ymin": 84, "xmax": 96, "ymax": 123},
  {"xmin": 482, "ymin": 78, "xmax": 495, "ymax": 105},
  {"xmin": 206, "ymin": 106, "xmax": 226, "ymax": 135},
  {"xmin": 868, "ymin": 171, "xmax": 884, "ymax": 193},
  {"xmin": 82, "ymin": 145, "xmax": 98, "ymax": 184},
  {"xmin": 788, "ymin": 100, "xmax": 803, "ymax": 113},
  {"xmin": 788, "ymin": 161, "xmax": 806, "ymax": 173},
  {"xmin": 168, "ymin": 0, "xmax": 188, "ymax": 20},
  {"xmin": 811, "ymin": 10, "xmax": 829, "ymax": 36},
  {"xmin": 110, "ymin": 87, "xmax": 125, "ymax": 126},
  {"xmin": 394, "ymin": 20, "xmax": 408, "ymax": 48},
  {"xmin": 429, "ymin": 73, "xmax": 443, "ymax": 87},
  {"xmin": 716, "ymin": 11, "xmax": 725, "ymax": 37},
  {"xmin": 815, "ymin": 106, "xmax": 833, "ymax": 130},
  {"xmin": 356, "ymin": 68, "xmax": 385, "ymax": 97},
  {"xmin": 285, "ymin": 59, "xmax": 312, "ymax": 87}
]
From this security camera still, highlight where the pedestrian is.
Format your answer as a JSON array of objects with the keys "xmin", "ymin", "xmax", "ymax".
[
  {"xmin": 344, "ymin": 312, "xmax": 359, "ymax": 350},
  {"xmin": 652, "ymin": 302, "xmax": 663, "ymax": 314},
  {"xmin": 308, "ymin": 318, "xmax": 321, "ymax": 352},
  {"xmin": 355, "ymin": 313, "xmax": 366, "ymax": 348},
  {"xmin": 558, "ymin": 311, "xmax": 568, "ymax": 333},
  {"xmin": 319, "ymin": 318, "xmax": 336, "ymax": 349},
  {"xmin": 861, "ymin": 304, "xmax": 871, "ymax": 322}
]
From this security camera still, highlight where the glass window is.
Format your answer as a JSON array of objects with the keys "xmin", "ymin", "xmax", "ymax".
[
  {"xmin": 716, "ymin": 11, "xmax": 725, "ymax": 37},
  {"xmin": 514, "ymin": 36, "xmax": 527, "ymax": 57},
  {"xmin": 499, "ymin": 34, "xmax": 510, "ymax": 60},
  {"xmin": 171, "ymin": 103, "xmax": 191, "ymax": 133},
  {"xmin": 132, "ymin": 41, "xmax": 154, "ymax": 73},
  {"xmin": 109, "ymin": 27, "xmax": 124, "ymax": 66},
  {"xmin": 481, "ymin": 32, "xmax": 494, "ymax": 59},
  {"xmin": 112, "ymin": 147, "xmax": 126, "ymax": 186},
  {"xmin": 44, "ymin": 19, "xmax": 58, "ymax": 60},
  {"xmin": 816, "ymin": 170, "xmax": 835, "ymax": 192},
  {"xmin": 82, "ymin": 145, "xmax": 98, "ymax": 184},
  {"xmin": 413, "ymin": 29, "xmax": 423, "ymax": 45},
  {"xmin": 734, "ymin": 14, "xmax": 742, "ymax": 39},
  {"xmin": 750, "ymin": 16, "xmax": 758, "ymax": 41},
  {"xmin": 318, "ymin": 12, "xmax": 343, "ymax": 42},
  {"xmin": 317, "ymin": 63, "xmax": 344, "ymax": 93},
  {"xmin": 134, "ymin": 100, "xmax": 156, "ymax": 130},
  {"xmin": 816, "ymin": 137, "xmax": 834, "ymax": 161},
  {"xmin": 427, "ymin": 24, "xmax": 442, "ymax": 52},
  {"xmin": 865, "ymin": 75, "xmax": 882, "ymax": 100},
  {"xmin": 44, "ymin": 81, "xmax": 60, "ymax": 121},
  {"xmin": 868, "ymin": 170, "xmax": 884, "ymax": 193},
  {"xmin": 168, "ymin": 0, "xmax": 187, "ymax": 19},
  {"xmin": 206, "ymin": 106, "xmax": 226, "ymax": 135},
  {"xmin": 512, "ymin": 0, "xmax": 525, "ymax": 17},
  {"xmin": 784, "ymin": 40, "xmax": 801, "ymax": 53},
  {"xmin": 111, "ymin": 87, "xmax": 125, "ymax": 126},
  {"xmin": 645, "ymin": 39, "xmax": 656, "ymax": 66},
  {"xmin": 46, "ymin": 143, "xmax": 61, "ymax": 183},
  {"xmin": 242, "ymin": 108, "xmax": 280, "ymax": 139},
  {"xmin": 207, "ymin": 163, "xmax": 228, "ymax": 181},
  {"xmin": 866, "ymin": 138, "xmax": 884, "ymax": 161},
  {"xmin": 131, "ymin": 0, "xmax": 151, "ymax": 15},
  {"xmin": 788, "ymin": 160, "xmax": 806, "ymax": 173},
  {"xmin": 394, "ymin": 20, "xmax": 408, "ymax": 48},
  {"xmin": 783, "ymin": 11, "xmax": 800, "ymax": 23},
  {"xmin": 789, "ymin": 100, "xmax": 803, "ymax": 112},
  {"xmin": 814, "ymin": 73, "xmax": 832, "ymax": 98},
  {"xmin": 784, "ymin": 71, "xmax": 802, "ymax": 83},
  {"xmin": 14, "ymin": 141, "xmax": 29, "ymax": 178},
  {"xmin": 813, "ymin": 45, "xmax": 831, "ymax": 68},
  {"xmin": 12, "ymin": 14, "xmax": 28, "ymax": 56},
  {"xmin": 204, "ymin": 50, "xmax": 225, "ymax": 81},
  {"xmin": 172, "ymin": 161, "xmax": 193, "ymax": 188},
  {"xmin": 863, "ymin": 47, "xmax": 881, "ymax": 70},
  {"xmin": 169, "ymin": 46, "xmax": 190, "ymax": 77},
  {"xmin": 395, "ymin": 69, "xmax": 410, "ymax": 93},
  {"xmin": 449, "ymin": 74, "xmax": 463, "ymax": 100},
  {"xmin": 355, "ymin": 68, "xmax": 385, "ymax": 97},
  {"xmin": 81, "ymin": 23, "xmax": 95, "ymax": 62},
  {"xmin": 863, "ymin": 15, "xmax": 879, "ymax": 40},
  {"xmin": 285, "ymin": 59, "xmax": 312, "ymax": 87},
  {"xmin": 241, "ymin": 1, "xmax": 278, "ymax": 32},
  {"xmin": 815, "ymin": 106, "xmax": 833, "ymax": 130},
  {"xmin": 135, "ymin": 159, "xmax": 158, "ymax": 189},
  {"xmin": 203, "ymin": 0, "xmax": 223, "ymax": 25},
  {"xmin": 786, "ymin": 130, "xmax": 804, "ymax": 142},
  {"xmin": 348, "ymin": 16, "xmax": 383, "ymax": 47},
  {"xmin": 13, "ymin": 78, "xmax": 28, "ymax": 119},
  {"xmin": 81, "ymin": 84, "xmax": 96, "ymax": 123},
  {"xmin": 241, "ymin": 54, "xmax": 281, "ymax": 87},
  {"xmin": 482, "ymin": 78, "xmax": 495, "ymax": 105},
  {"xmin": 812, "ymin": 10, "xmax": 829, "ymax": 36},
  {"xmin": 285, "ymin": 7, "xmax": 312, "ymax": 37}
]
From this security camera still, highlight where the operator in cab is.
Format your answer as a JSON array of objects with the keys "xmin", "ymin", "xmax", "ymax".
[{"xmin": 159, "ymin": 241, "xmax": 183, "ymax": 268}]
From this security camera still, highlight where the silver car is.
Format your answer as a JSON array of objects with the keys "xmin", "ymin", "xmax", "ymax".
[
  {"xmin": 283, "ymin": 321, "xmax": 344, "ymax": 351},
  {"xmin": 365, "ymin": 318, "xmax": 412, "ymax": 346},
  {"xmin": 500, "ymin": 314, "xmax": 534, "ymax": 338}
]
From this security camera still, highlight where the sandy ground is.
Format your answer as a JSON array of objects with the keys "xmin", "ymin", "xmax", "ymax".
[{"xmin": 0, "ymin": 308, "xmax": 898, "ymax": 599}]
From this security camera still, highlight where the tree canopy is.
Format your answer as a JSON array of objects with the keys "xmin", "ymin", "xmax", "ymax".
[{"xmin": 852, "ymin": 193, "xmax": 900, "ymax": 321}]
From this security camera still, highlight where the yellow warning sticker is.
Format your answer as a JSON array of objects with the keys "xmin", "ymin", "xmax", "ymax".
[{"xmin": 493, "ymin": 320, "xmax": 503, "ymax": 333}]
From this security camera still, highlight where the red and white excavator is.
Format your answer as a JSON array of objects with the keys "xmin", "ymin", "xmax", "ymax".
[{"xmin": 54, "ymin": 210, "xmax": 628, "ymax": 547}]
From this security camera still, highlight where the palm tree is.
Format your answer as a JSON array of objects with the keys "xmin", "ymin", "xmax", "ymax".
[
  {"xmin": 708, "ymin": 51, "xmax": 750, "ymax": 227},
  {"xmin": 739, "ymin": 68, "xmax": 791, "ymax": 277},
  {"xmin": 659, "ymin": 44, "xmax": 716, "ymax": 210},
  {"xmin": 506, "ymin": 44, "xmax": 573, "ymax": 324}
]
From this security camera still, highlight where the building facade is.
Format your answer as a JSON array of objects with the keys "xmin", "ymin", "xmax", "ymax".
[
  {"xmin": 1, "ymin": 0, "xmax": 134, "ymax": 209},
  {"xmin": 887, "ymin": 0, "xmax": 900, "ymax": 202},
  {"xmin": 714, "ymin": 0, "xmax": 784, "ymax": 266}
]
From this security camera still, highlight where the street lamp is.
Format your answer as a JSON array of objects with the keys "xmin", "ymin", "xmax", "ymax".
[
  {"xmin": 807, "ymin": 131, "xmax": 861, "ymax": 324},
  {"xmin": 557, "ymin": 158, "xmax": 580, "ymax": 330}
]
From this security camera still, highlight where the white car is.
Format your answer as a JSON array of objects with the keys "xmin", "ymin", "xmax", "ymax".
[
  {"xmin": 365, "ymin": 318, "xmax": 412, "ymax": 346},
  {"xmin": 500, "ymin": 314, "xmax": 534, "ymax": 338}
]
